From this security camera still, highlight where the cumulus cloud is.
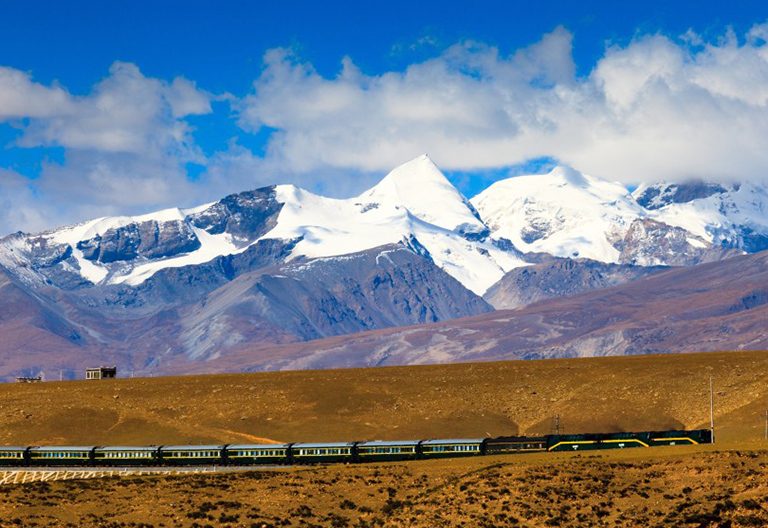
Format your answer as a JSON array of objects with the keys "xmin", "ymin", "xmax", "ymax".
[
  {"xmin": 4, "ymin": 23, "xmax": 768, "ymax": 236},
  {"xmin": 0, "ymin": 67, "xmax": 74, "ymax": 119},
  {"xmin": 0, "ymin": 62, "xmax": 215, "ymax": 233},
  {"xmin": 0, "ymin": 169, "xmax": 50, "ymax": 233},
  {"xmin": 239, "ymin": 24, "xmax": 768, "ymax": 184},
  {"xmin": 18, "ymin": 62, "xmax": 210, "ymax": 157}
]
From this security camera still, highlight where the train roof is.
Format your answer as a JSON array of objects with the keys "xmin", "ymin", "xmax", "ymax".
[
  {"xmin": 356, "ymin": 440, "xmax": 421, "ymax": 447},
  {"xmin": 420, "ymin": 439, "xmax": 484, "ymax": 445},
  {"xmin": 95, "ymin": 446, "xmax": 158, "ymax": 452},
  {"xmin": 0, "ymin": 446, "xmax": 27, "ymax": 451},
  {"xmin": 291, "ymin": 442, "xmax": 356, "ymax": 449},
  {"xmin": 159, "ymin": 445, "xmax": 225, "ymax": 451},
  {"xmin": 226, "ymin": 444, "xmax": 290, "ymax": 450},
  {"xmin": 29, "ymin": 446, "xmax": 95, "ymax": 451},
  {"xmin": 486, "ymin": 436, "xmax": 547, "ymax": 442}
]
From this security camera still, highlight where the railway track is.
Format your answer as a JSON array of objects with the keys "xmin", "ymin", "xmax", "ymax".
[{"xmin": 0, "ymin": 465, "xmax": 282, "ymax": 484}]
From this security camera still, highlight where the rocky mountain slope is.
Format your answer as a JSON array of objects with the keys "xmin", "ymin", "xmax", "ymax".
[
  {"xmin": 195, "ymin": 248, "xmax": 768, "ymax": 373},
  {"xmin": 483, "ymin": 258, "xmax": 668, "ymax": 310}
]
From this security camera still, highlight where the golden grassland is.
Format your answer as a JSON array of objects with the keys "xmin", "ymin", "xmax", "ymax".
[
  {"xmin": 1, "ymin": 350, "xmax": 768, "ymax": 446},
  {"xmin": 2, "ymin": 350, "xmax": 768, "ymax": 527}
]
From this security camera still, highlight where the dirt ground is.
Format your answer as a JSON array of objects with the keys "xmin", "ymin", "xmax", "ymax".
[{"xmin": 1, "ymin": 447, "xmax": 768, "ymax": 527}]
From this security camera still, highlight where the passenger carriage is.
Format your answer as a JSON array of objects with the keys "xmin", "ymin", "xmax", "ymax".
[
  {"xmin": 0, "ymin": 447, "xmax": 28, "ymax": 467},
  {"xmin": 483, "ymin": 436, "xmax": 547, "ymax": 455},
  {"xmin": 419, "ymin": 439, "xmax": 484, "ymax": 459},
  {"xmin": 28, "ymin": 446, "xmax": 95, "ymax": 466},
  {"xmin": 225, "ymin": 444, "xmax": 290, "ymax": 465},
  {"xmin": 290, "ymin": 442, "xmax": 355, "ymax": 464},
  {"xmin": 94, "ymin": 446, "xmax": 159, "ymax": 466},
  {"xmin": 355, "ymin": 440, "xmax": 420, "ymax": 462},
  {"xmin": 159, "ymin": 445, "xmax": 226, "ymax": 465}
]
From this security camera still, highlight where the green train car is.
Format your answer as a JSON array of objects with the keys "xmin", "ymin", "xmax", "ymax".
[
  {"xmin": 28, "ymin": 446, "xmax": 95, "ymax": 466},
  {"xmin": 547, "ymin": 429, "xmax": 713, "ymax": 452},
  {"xmin": 225, "ymin": 444, "xmax": 290, "ymax": 465},
  {"xmin": 355, "ymin": 440, "xmax": 420, "ymax": 462},
  {"xmin": 290, "ymin": 442, "xmax": 356, "ymax": 464},
  {"xmin": 94, "ymin": 446, "xmax": 158, "ymax": 466},
  {"xmin": 420, "ymin": 439, "xmax": 484, "ymax": 459},
  {"xmin": 158, "ymin": 445, "xmax": 225, "ymax": 465}
]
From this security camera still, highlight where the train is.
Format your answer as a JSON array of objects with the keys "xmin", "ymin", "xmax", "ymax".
[{"xmin": 0, "ymin": 429, "xmax": 712, "ymax": 467}]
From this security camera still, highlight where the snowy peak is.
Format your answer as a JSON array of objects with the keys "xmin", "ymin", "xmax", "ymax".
[
  {"xmin": 471, "ymin": 166, "xmax": 642, "ymax": 262},
  {"xmin": 549, "ymin": 165, "xmax": 589, "ymax": 187},
  {"xmin": 0, "ymin": 186, "xmax": 285, "ymax": 289},
  {"xmin": 261, "ymin": 157, "xmax": 526, "ymax": 295},
  {"xmin": 638, "ymin": 181, "xmax": 768, "ymax": 253},
  {"xmin": 357, "ymin": 154, "xmax": 486, "ymax": 236}
]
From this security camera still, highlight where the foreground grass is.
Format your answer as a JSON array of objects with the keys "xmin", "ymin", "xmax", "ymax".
[{"xmin": 2, "ymin": 448, "xmax": 768, "ymax": 528}]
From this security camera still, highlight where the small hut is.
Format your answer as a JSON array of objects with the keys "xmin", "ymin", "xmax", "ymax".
[{"xmin": 86, "ymin": 366, "xmax": 117, "ymax": 380}]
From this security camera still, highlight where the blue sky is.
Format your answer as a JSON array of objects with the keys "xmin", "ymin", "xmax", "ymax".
[{"xmin": 1, "ymin": 1, "xmax": 768, "ymax": 234}]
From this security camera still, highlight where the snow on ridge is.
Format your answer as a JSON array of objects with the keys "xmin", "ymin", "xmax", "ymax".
[
  {"xmin": 112, "ymin": 226, "xmax": 242, "ymax": 286},
  {"xmin": 262, "ymin": 169, "xmax": 528, "ymax": 295},
  {"xmin": 0, "ymin": 155, "xmax": 528, "ymax": 294},
  {"xmin": 7, "ymin": 155, "xmax": 766, "ymax": 296},
  {"xmin": 471, "ymin": 165, "xmax": 643, "ymax": 263},
  {"xmin": 357, "ymin": 154, "xmax": 486, "ymax": 234}
]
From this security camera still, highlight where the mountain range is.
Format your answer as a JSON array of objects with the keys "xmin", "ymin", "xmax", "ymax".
[{"xmin": 1, "ymin": 154, "xmax": 767, "ymax": 380}]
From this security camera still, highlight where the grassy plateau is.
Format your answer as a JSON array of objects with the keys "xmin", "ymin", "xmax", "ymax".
[{"xmin": 1, "ymin": 349, "xmax": 768, "ymax": 527}]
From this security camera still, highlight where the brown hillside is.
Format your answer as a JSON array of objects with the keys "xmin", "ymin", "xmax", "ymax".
[
  {"xmin": 185, "ymin": 248, "xmax": 768, "ymax": 373},
  {"xmin": 1, "ymin": 350, "xmax": 767, "ymax": 447}
]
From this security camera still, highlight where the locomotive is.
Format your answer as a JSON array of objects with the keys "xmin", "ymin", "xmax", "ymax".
[{"xmin": 0, "ymin": 429, "xmax": 712, "ymax": 467}]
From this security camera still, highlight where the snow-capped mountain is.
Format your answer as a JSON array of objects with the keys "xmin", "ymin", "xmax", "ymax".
[
  {"xmin": 1, "ymin": 153, "xmax": 768, "ymax": 380},
  {"xmin": 633, "ymin": 181, "xmax": 768, "ymax": 253},
  {"xmin": 471, "ymin": 166, "xmax": 643, "ymax": 262},
  {"xmin": 472, "ymin": 166, "xmax": 763, "ymax": 267},
  {"xmin": 0, "ymin": 155, "xmax": 525, "ymax": 296}
]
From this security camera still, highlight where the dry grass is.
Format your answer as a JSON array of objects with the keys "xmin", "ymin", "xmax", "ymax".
[
  {"xmin": 3, "ymin": 351, "xmax": 768, "ymax": 526},
  {"xmin": 2, "ymin": 449, "xmax": 768, "ymax": 527},
  {"xmin": 1, "ymin": 350, "xmax": 768, "ymax": 446}
]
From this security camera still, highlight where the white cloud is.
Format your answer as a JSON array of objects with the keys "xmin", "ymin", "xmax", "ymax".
[
  {"xmin": 0, "ymin": 62, "xmax": 218, "ymax": 234},
  {"xmin": 4, "ymin": 24, "xmax": 768, "ymax": 236},
  {"xmin": 19, "ymin": 62, "xmax": 211, "ymax": 158},
  {"xmin": 0, "ymin": 67, "xmax": 74, "ymax": 119},
  {"xmin": 0, "ymin": 169, "xmax": 50, "ymax": 234},
  {"xmin": 239, "ymin": 24, "xmax": 768, "ymax": 184}
]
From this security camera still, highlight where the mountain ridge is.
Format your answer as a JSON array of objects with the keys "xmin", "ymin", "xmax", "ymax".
[{"xmin": 1, "ymin": 155, "xmax": 768, "ymax": 379}]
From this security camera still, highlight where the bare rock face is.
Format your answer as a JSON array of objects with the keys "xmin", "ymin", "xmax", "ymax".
[
  {"xmin": 615, "ymin": 219, "xmax": 740, "ymax": 267},
  {"xmin": 484, "ymin": 258, "xmax": 667, "ymax": 310},
  {"xmin": 634, "ymin": 181, "xmax": 729, "ymax": 210},
  {"xmin": 189, "ymin": 186, "xmax": 283, "ymax": 243},
  {"xmin": 77, "ymin": 220, "xmax": 201, "ymax": 263},
  {"xmin": 178, "ymin": 245, "xmax": 494, "ymax": 359}
]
